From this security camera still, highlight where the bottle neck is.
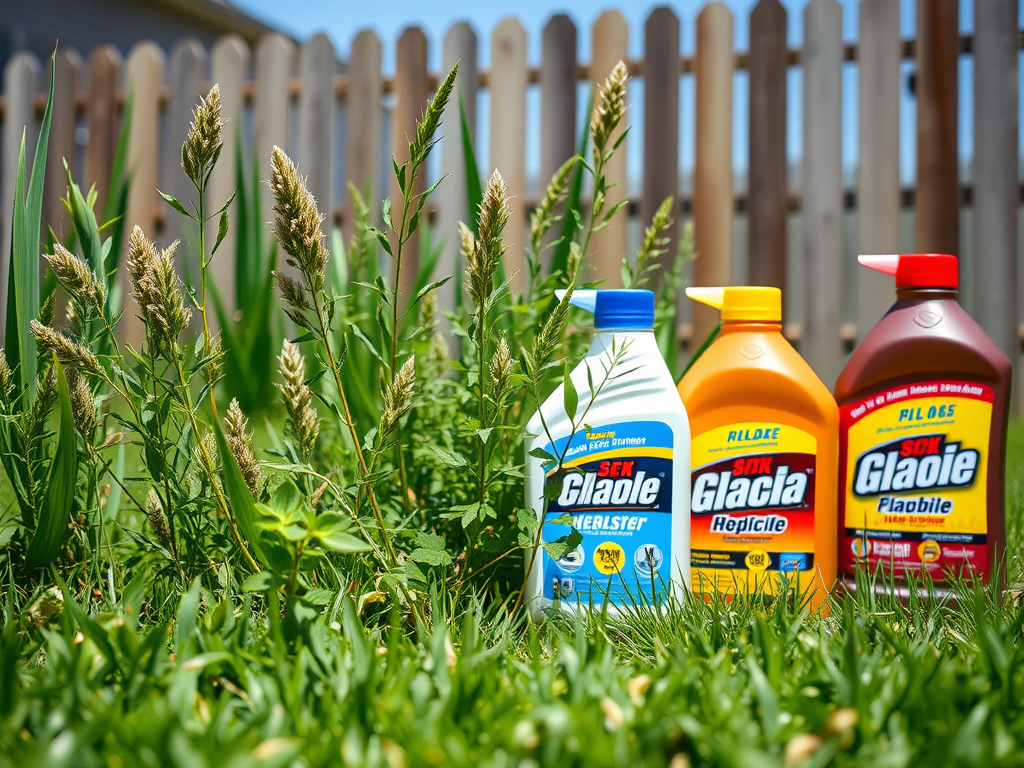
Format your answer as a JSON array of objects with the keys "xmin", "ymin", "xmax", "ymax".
[
  {"xmin": 718, "ymin": 320, "xmax": 782, "ymax": 334},
  {"xmin": 895, "ymin": 287, "xmax": 959, "ymax": 302}
]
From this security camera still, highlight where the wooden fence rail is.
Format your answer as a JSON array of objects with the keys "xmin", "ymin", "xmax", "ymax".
[{"xmin": 0, "ymin": 1, "xmax": 1021, "ymax": 403}]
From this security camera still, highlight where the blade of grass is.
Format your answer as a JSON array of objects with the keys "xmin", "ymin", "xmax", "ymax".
[{"xmin": 24, "ymin": 361, "xmax": 77, "ymax": 570}]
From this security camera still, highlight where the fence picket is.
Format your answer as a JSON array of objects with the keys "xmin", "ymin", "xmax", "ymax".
[
  {"xmin": 254, "ymin": 33, "xmax": 294, "ymax": 239},
  {"xmin": 642, "ymin": 7, "xmax": 680, "ymax": 279},
  {"xmin": 123, "ymin": 41, "xmax": 165, "ymax": 345},
  {"xmin": 84, "ymin": 46, "xmax": 121, "ymax": 220},
  {"xmin": 390, "ymin": 26, "xmax": 429, "ymax": 299},
  {"xmin": 748, "ymin": 0, "xmax": 788, "ymax": 298},
  {"xmin": 343, "ymin": 30, "xmax": 382, "ymax": 240},
  {"xmin": 856, "ymin": 0, "xmax": 901, "ymax": 340},
  {"xmin": 1, "ymin": 52, "xmax": 40, "ymax": 319},
  {"xmin": 208, "ymin": 34, "xmax": 250, "ymax": 317},
  {"xmin": 45, "ymin": 48, "xmax": 81, "ymax": 241},
  {"xmin": 973, "ymin": 0, "xmax": 1019, "ymax": 406},
  {"xmin": 915, "ymin": 0, "xmax": 959, "ymax": 255},
  {"xmin": 590, "ymin": 10, "xmax": 628, "ymax": 285},
  {"xmin": 298, "ymin": 32, "xmax": 335, "ymax": 239},
  {"xmin": 490, "ymin": 19, "xmax": 528, "ymax": 292},
  {"xmin": 693, "ymin": 2, "xmax": 733, "ymax": 346},
  {"xmin": 540, "ymin": 14, "xmax": 577, "ymax": 267},
  {"xmin": 437, "ymin": 22, "xmax": 478, "ymax": 313},
  {"xmin": 801, "ymin": 0, "xmax": 843, "ymax": 386},
  {"xmin": 164, "ymin": 39, "xmax": 207, "ymax": 254}
]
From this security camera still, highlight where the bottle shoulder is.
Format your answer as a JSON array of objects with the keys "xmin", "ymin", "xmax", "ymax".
[{"xmin": 836, "ymin": 300, "xmax": 1012, "ymax": 401}]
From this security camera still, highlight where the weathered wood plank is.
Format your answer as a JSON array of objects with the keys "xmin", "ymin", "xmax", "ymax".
[
  {"xmin": 253, "ymin": 33, "xmax": 294, "ymax": 239},
  {"xmin": 163, "ymin": 38, "xmax": 206, "ymax": 253},
  {"xmin": 642, "ymin": 7, "xmax": 681, "ymax": 278},
  {"xmin": 123, "ymin": 41, "xmax": 165, "ymax": 345},
  {"xmin": 437, "ymin": 22, "xmax": 478, "ymax": 313},
  {"xmin": 298, "ymin": 32, "xmax": 335, "ymax": 239},
  {"xmin": 856, "ymin": 0, "xmax": 901, "ymax": 338},
  {"xmin": 343, "ymin": 30, "xmax": 382, "ymax": 239},
  {"xmin": 972, "ymin": 0, "xmax": 1018, "ymax": 405},
  {"xmin": 1, "ymin": 52, "xmax": 40, "ymax": 319},
  {"xmin": 915, "ymin": 0, "xmax": 959, "ymax": 254},
  {"xmin": 84, "ymin": 46, "xmax": 122, "ymax": 220},
  {"xmin": 44, "ymin": 48, "xmax": 82, "ymax": 241},
  {"xmin": 590, "ymin": 10, "xmax": 629, "ymax": 285},
  {"xmin": 748, "ymin": 0, "xmax": 788, "ymax": 296},
  {"xmin": 693, "ymin": 2, "xmax": 733, "ymax": 345},
  {"xmin": 207, "ymin": 34, "xmax": 250, "ymax": 316},
  {"xmin": 490, "ymin": 18, "xmax": 528, "ymax": 293},
  {"xmin": 540, "ymin": 13, "xmax": 578, "ymax": 267},
  {"xmin": 390, "ymin": 26, "xmax": 429, "ymax": 299},
  {"xmin": 801, "ymin": 0, "xmax": 843, "ymax": 385}
]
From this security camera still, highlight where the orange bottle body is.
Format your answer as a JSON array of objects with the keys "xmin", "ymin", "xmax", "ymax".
[{"xmin": 678, "ymin": 321, "xmax": 838, "ymax": 611}]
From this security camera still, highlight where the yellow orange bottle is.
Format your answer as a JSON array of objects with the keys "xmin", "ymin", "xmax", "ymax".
[{"xmin": 677, "ymin": 287, "xmax": 837, "ymax": 611}]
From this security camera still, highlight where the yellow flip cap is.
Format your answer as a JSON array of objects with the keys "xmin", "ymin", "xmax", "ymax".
[{"xmin": 685, "ymin": 286, "xmax": 782, "ymax": 322}]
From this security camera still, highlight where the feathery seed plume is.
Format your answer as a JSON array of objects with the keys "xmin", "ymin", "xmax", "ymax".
[
  {"xmin": 411, "ymin": 63, "xmax": 458, "ymax": 167},
  {"xmin": 276, "ymin": 340, "xmax": 320, "ymax": 462},
  {"xmin": 532, "ymin": 286, "xmax": 574, "ymax": 375},
  {"xmin": 46, "ymin": 243, "xmax": 107, "ymax": 314},
  {"xmin": 466, "ymin": 170, "xmax": 510, "ymax": 311},
  {"xmin": 489, "ymin": 335, "xmax": 515, "ymax": 401},
  {"xmin": 530, "ymin": 155, "xmax": 577, "ymax": 256},
  {"xmin": 68, "ymin": 369, "xmax": 97, "ymax": 442},
  {"xmin": 224, "ymin": 398, "xmax": 264, "ymax": 496},
  {"xmin": 38, "ymin": 291, "xmax": 56, "ymax": 329},
  {"xmin": 380, "ymin": 355, "xmax": 416, "ymax": 438},
  {"xmin": 182, "ymin": 84, "xmax": 223, "ymax": 187},
  {"xmin": 145, "ymin": 489, "xmax": 172, "ymax": 550},
  {"xmin": 591, "ymin": 60, "xmax": 628, "ymax": 157},
  {"xmin": 27, "ymin": 368, "xmax": 58, "ymax": 436},
  {"xmin": 128, "ymin": 227, "xmax": 191, "ymax": 355},
  {"xmin": 270, "ymin": 146, "xmax": 328, "ymax": 292},
  {"xmin": 0, "ymin": 349, "xmax": 13, "ymax": 403},
  {"xmin": 274, "ymin": 270, "xmax": 311, "ymax": 313},
  {"xmin": 30, "ymin": 321, "xmax": 100, "ymax": 373}
]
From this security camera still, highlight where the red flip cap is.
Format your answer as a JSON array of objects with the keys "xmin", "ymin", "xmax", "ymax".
[{"xmin": 858, "ymin": 253, "xmax": 958, "ymax": 289}]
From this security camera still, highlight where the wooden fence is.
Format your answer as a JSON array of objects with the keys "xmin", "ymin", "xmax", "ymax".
[{"xmin": 0, "ymin": 0, "xmax": 1021, "ymax": 398}]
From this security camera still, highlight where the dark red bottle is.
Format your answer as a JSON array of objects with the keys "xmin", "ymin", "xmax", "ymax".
[{"xmin": 834, "ymin": 253, "xmax": 1012, "ymax": 599}]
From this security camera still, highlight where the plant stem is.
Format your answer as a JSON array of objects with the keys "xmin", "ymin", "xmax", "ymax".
[{"xmin": 195, "ymin": 183, "xmax": 220, "ymax": 423}]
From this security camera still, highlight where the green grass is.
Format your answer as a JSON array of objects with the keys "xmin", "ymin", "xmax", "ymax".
[{"xmin": 1, "ymin": 422, "xmax": 1021, "ymax": 768}]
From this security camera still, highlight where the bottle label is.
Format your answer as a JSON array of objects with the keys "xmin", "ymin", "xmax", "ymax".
[
  {"xmin": 539, "ymin": 421, "xmax": 673, "ymax": 605},
  {"xmin": 690, "ymin": 423, "xmax": 817, "ymax": 595},
  {"xmin": 839, "ymin": 381, "xmax": 992, "ymax": 580}
]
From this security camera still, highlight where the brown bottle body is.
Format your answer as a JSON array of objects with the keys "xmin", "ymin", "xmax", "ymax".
[{"xmin": 834, "ymin": 288, "xmax": 1011, "ymax": 598}]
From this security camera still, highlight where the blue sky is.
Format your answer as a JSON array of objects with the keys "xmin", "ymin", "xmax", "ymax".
[{"xmin": 229, "ymin": 0, "xmax": 1023, "ymax": 189}]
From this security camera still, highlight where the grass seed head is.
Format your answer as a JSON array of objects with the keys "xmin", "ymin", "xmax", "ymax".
[
  {"xmin": 0, "ymin": 349, "xmax": 13, "ymax": 403},
  {"xmin": 30, "ymin": 321, "xmax": 100, "ymax": 374},
  {"xmin": 225, "ymin": 397, "xmax": 264, "ymax": 497},
  {"xmin": 182, "ymin": 84, "xmax": 223, "ymax": 187},
  {"xmin": 145, "ymin": 488, "xmax": 172, "ymax": 550},
  {"xmin": 591, "ymin": 60, "xmax": 628, "ymax": 157},
  {"xmin": 411, "ymin": 62, "xmax": 458, "ymax": 167},
  {"xmin": 466, "ymin": 170, "xmax": 510, "ymax": 312},
  {"xmin": 45, "ymin": 243, "xmax": 106, "ymax": 314},
  {"xmin": 270, "ymin": 146, "xmax": 328, "ymax": 293},
  {"xmin": 489, "ymin": 335, "xmax": 514, "ymax": 401},
  {"xmin": 530, "ymin": 155, "xmax": 577, "ymax": 256},
  {"xmin": 276, "ymin": 340, "xmax": 319, "ymax": 462},
  {"xmin": 128, "ymin": 228, "xmax": 191, "ymax": 355},
  {"xmin": 68, "ymin": 369, "xmax": 97, "ymax": 442},
  {"xmin": 784, "ymin": 734, "xmax": 824, "ymax": 767},
  {"xmin": 381, "ymin": 355, "xmax": 416, "ymax": 437}
]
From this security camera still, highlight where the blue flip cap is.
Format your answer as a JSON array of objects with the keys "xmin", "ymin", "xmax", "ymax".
[{"xmin": 554, "ymin": 289, "xmax": 655, "ymax": 330}]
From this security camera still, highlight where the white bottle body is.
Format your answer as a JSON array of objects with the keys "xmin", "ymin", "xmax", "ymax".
[{"xmin": 524, "ymin": 330, "xmax": 691, "ymax": 621}]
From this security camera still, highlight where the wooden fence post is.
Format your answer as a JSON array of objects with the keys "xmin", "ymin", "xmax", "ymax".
[
  {"xmin": 972, "ymin": 0, "xmax": 1019, "ymax": 410},
  {"xmin": 84, "ymin": 46, "xmax": 122, "ymax": 221},
  {"xmin": 489, "ymin": 18, "xmax": 528, "ymax": 293},
  {"xmin": 390, "ymin": 26, "xmax": 429, "ymax": 300},
  {"xmin": 208, "ymin": 34, "xmax": 250, "ymax": 318},
  {"xmin": 122, "ymin": 41, "xmax": 165, "ymax": 346},
  {"xmin": 343, "ymin": 30, "xmax": 382, "ymax": 240},
  {"xmin": 254, "ymin": 33, "xmax": 294, "ymax": 241},
  {"xmin": 298, "ymin": 32, "xmax": 335, "ymax": 238},
  {"xmin": 437, "ymin": 22, "xmax": 478, "ymax": 313},
  {"xmin": 45, "ymin": 48, "xmax": 82, "ymax": 241},
  {"xmin": 540, "ymin": 14, "xmax": 577, "ymax": 268},
  {"xmin": 590, "ymin": 10, "xmax": 629, "ymax": 284},
  {"xmin": 163, "ymin": 39, "xmax": 207, "ymax": 255},
  {"xmin": 693, "ymin": 2, "xmax": 733, "ymax": 346},
  {"xmin": 915, "ymin": 0, "xmax": 959, "ymax": 255},
  {"xmin": 1, "ymin": 52, "xmax": 41, "ymax": 324},
  {"xmin": 801, "ymin": 0, "xmax": 843, "ymax": 386},
  {"xmin": 748, "ymin": 0, "xmax": 788, "ymax": 298},
  {"xmin": 642, "ymin": 7, "xmax": 681, "ymax": 279},
  {"xmin": 856, "ymin": 0, "xmax": 901, "ymax": 339}
]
